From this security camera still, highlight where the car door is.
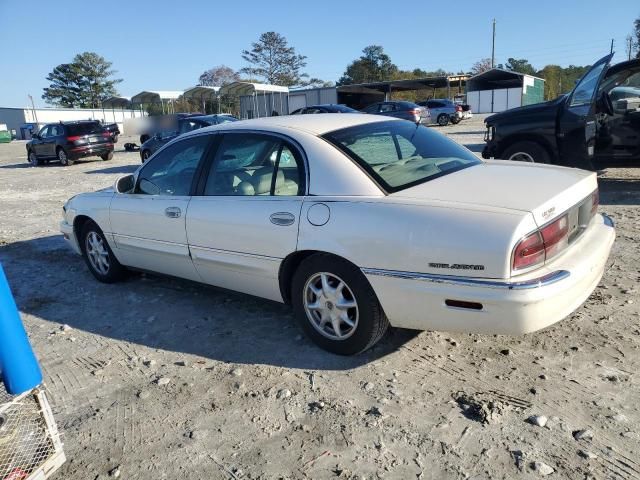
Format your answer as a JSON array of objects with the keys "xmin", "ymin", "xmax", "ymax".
[
  {"xmin": 186, "ymin": 132, "xmax": 306, "ymax": 302},
  {"xmin": 47, "ymin": 124, "xmax": 64, "ymax": 157},
  {"xmin": 32, "ymin": 126, "xmax": 50, "ymax": 157},
  {"xmin": 557, "ymin": 53, "xmax": 613, "ymax": 168},
  {"xmin": 109, "ymin": 134, "xmax": 213, "ymax": 281}
]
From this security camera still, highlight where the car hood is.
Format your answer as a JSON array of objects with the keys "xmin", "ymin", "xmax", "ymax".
[
  {"xmin": 391, "ymin": 161, "xmax": 597, "ymax": 226},
  {"xmin": 485, "ymin": 96, "xmax": 565, "ymax": 125}
]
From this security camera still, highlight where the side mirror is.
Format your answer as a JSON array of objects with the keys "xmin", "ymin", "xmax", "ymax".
[
  {"xmin": 32, "ymin": 133, "xmax": 40, "ymax": 140},
  {"xmin": 114, "ymin": 174, "xmax": 135, "ymax": 194}
]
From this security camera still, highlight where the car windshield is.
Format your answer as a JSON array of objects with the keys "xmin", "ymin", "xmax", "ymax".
[
  {"xmin": 67, "ymin": 123, "xmax": 103, "ymax": 135},
  {"xmin": 323, "ymin": 120, "xmax": 481, "ymax": 192}
]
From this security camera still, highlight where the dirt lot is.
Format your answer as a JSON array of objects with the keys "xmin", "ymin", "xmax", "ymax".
[{"xmin": 1, "ymin": 117, "xmax": 639, "ymax": 480}]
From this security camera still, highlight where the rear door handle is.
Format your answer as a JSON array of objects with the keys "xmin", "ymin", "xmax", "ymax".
[
  {"xmin": 270, "ymin": 212, "xmax": 295, "ymax": 226},
  {"xmin": 165, "ymin": 207, "xmax": 181, "ymax": 218}
]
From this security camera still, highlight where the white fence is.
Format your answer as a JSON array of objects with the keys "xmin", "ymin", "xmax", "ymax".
[{"xmin": 467, "ymin": 88, "xmax": 522, "ymax": 114}]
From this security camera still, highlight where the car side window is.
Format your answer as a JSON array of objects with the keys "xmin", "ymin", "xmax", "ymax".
[
  {"xmin": 362, "ymin": 104, "xmax": 380, "ymax": 114},
  {"xmin": 38, "ymin": 126, "xmax": 50, "ymax": 138},
  {"xmin": 136, "ymin": 135, "xmax": 210, "ymax": 196},
  {"xmin": 380, "ymin": 103, "xmax": 396, "ymax": 113},
  {"xmin": 203, "ymin": 133, "xmax": 303, "ymax": 196},
  {"xmin": 51, "ymin": 125, "xmax": 64, "ymax": 136},
  {"xmin": 570, "ymin": 62, "xmax": 608, "ymax": 107}
]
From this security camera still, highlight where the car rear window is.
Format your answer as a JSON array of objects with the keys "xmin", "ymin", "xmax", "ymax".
[
  {"xmin": 66, "ymin": 122, "xmax": 104, "ymax": 136},
  {"xmin": 323, "ymin": 120, "xmax": 481, "ymax": 193}
]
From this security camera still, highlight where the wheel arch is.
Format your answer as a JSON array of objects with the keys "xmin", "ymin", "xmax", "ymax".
[{"xmin": 278, "ymin": 250, "xmax": 364, "ymax": 304}]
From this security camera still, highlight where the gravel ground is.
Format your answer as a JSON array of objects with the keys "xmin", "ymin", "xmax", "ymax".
[{"xmin": 0, "ymin": 116, "xmax": 639, "ymax": 480}]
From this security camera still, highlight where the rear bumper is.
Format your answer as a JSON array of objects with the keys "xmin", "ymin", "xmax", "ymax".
[
  {"xmin": 364, "ymin": 213, "xmax": 615, "ymax": 335},
  {"xmin": 68, "ymin": 143, "xmax": 113, "ymax": 160}
]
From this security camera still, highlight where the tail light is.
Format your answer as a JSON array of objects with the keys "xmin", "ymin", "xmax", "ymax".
[
  {"xmin": 512, "ymin": 214, "xmax": 570, "ymax": 271},
  {"xmin": 102, "ymin": 132, "xmax": 111, "ymax": 138},
  {"xmin": 406, "ymin": 108, "xmax": 422, "ymax": 116},
  {"xmin": 455, "ymin": 105, "xmax": 462, "ymax": 112},
  {"xmin": 66, "ymin": 136, "xmax": 81, "ymax": 142}
]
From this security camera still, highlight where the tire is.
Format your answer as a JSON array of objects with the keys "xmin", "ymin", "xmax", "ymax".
[
  {"xmin": 141, "ymin": 150, "xmax": 151, "ymax": 163},
  {"xmin": 501, "ymin": 141, "xmax": 550, "ymax": 164},
  {"xmin": 112, "ymin": 135, "xmax": 119, "ymax": 143},
  {"xmin": 291, "ymin": 254, "xmax": 389, "ymax": 355},
  {"xmin": 437, "ymin": 114, "xmax": 449, "ymax": 126},
  {"xmin": 27, "ymin": 150, "xmax": 42, "ymax": 166},
  {"xmin": 57, "ymin": 147, "xmax": 74, "ymax": 166},
  {"xmin": 140, "ymin": 134, "xmax": 150, "ymax": 144},
  {"xmin": 101, "ymin": 151, "xmax": 114, "ymax": 161},
  {"xmin": 80, "ymin": 221, "xmax": 127, "ymax": 283},
  {"xmin": 451, "ymin": 116, "xmax": 461, "ymax": 125}
]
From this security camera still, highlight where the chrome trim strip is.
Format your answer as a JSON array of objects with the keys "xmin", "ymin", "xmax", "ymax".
[
  {"xmin": 361, "ymin": 268, "xmax": 570, "ymax": 290},
  {"xmin": 602, "ymin": 213, "xmax": 615, "ymax": 228}
]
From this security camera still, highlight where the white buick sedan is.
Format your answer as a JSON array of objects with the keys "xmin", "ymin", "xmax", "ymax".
[{"xmin": 61, "ymin": 114, "xmax": 615, "ymax": 355}]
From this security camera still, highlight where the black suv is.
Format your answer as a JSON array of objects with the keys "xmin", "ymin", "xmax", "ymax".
[
  {"xmin": 26, "ymin": 121, "xmax": 114, "ymax": 166},
  {"xmin": 483, "ymin": 54, "xmax": 640, "ymax": 169}
]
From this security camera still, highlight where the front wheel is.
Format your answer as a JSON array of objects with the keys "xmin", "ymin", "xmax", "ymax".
[
  {"xmin": 141, "ymin": 150, "xmax": 151, "ymax": 163},
  {"xmin": 437, "ymin": 114, "xmax": 449, "ymax": 126},
  {"xmin": 451, "ymin": 116, "xmax": 461, "ymax": 124},
  {"xmin": 501, "ymin": 141, "xmax": 550, "ymax": 164},
  {"xmin": 101, "ymin": 151, "xmax": 114, "ymax": 161},
  {"xmin": 28, "ymin": 150, "xmax": 41, "ymax": 166},
  {"xmin": 80, "ymin": 221, "xmax": 127, "ymax": 283},
  {"xmin": 292, "ymin": 254, "xmax": 389, "ymax": 355},
  {"xmin": 57, "ymin": 148, "xmax": 74, "ymax": 166}
]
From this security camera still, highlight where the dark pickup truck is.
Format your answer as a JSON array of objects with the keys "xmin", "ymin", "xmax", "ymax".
[{"xmin": 483, "ymin": 54, "xmax": 640, "ymax": 169}]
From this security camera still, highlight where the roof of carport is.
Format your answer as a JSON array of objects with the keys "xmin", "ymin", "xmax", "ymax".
[
  {"xmin": 102, "ymin": 96, "xmax": 131, "ymax": 108},
  {"xmin": 130, "ymin": 90, "xmax": 183, "ymax": 103},
  {"xmin": 219, "ymin": 82, "xmax": 289, "ymax": 96},
  {"xmin": 467, "ymin": 68, "xmax": 544, "ymax": 90},
  {"xmin": 337, "ymin": 76, "xmax": 469, "ymax": 94},
  {"xmin": 182, "ymin": 86, "xmax": 220, "ymax": 100}
]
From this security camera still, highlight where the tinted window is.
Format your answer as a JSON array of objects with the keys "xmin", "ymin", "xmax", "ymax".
[
  {"xmin": 362, "ymin": 104, "xmax": 380, "ymax": 113},
  {"xmin": 379, "ymin": 103, "xmax": 397, "ymax": 113},
  {"xmin": 204, "ymin": 133, "xmax": 303, "ymax": 196},
  {"xmin": 38, "ymin": 126, "xmax": 51, "ymax": 138},
  {"xmin": 323, "ymin": 120, "xmax": 480, "ymax": 192},
  {"xmin": 330, "ymin": 105, "xmax": 357, "ymax": 113},
  {"xmin": 570, "ymin": 62, "xmax": 608, "ymax": 107},
  {"xmin": 137, "ymin": 135, "xmax": 210, "ymax": 196},
  {"xmin": 67, "ymin": 122, "xmax": 103, "ymax": 136},
  {"xmin": 51, "ymin": 125, "xmax": 64, "ymax": 136},
  {"xmin": 179, "ymin": 120, "xmax": 204, "ymax": 134}
]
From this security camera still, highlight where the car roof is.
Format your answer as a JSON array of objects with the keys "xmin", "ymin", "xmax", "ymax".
[
  {"xmin": 188, "ymin": 113, "xmax": 397, "ymax": 136},
  {"xmin": 184, "ymin": 114, "xmax": 236, "ymax": 122},
  {"xmin": 50, "ymin": 120, "xmax": 99, "ymax": 125}
]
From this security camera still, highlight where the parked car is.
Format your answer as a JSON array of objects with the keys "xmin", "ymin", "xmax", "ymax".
[
  {"xmin": 417, "ymin": 99, "xmax": 461, "ymax": 126},
  {"xmin": 459, "ymin": 104, "xmax": 473, "ymax": 120},
  {"xmin": 290, "ymin": 104, "xmax": 358, "ymax": 114},
  {"xmin": 26, "ymin": 121, "xmax": 114, "ymax": 166},
  {"xmin": 140, "ymin": 114, "xmax": 238, "ymax": 162},
  {"xmin": 483, "ymin": 54, "xmax": 640, "ymax": 168},
  {"xmin": 102, "ymin": 122, "xmax": 120, "ymax": 142},
  {"xmin": 61, "ymin": 114, "xmax": 614, "ymax": 355},
  {"xmin": 138, "ymin": 113, "xmax": 204, "ymax": 144},
  {"xmin": 361, "ymin": 101, "xmax": 430, "ymax": 124}
]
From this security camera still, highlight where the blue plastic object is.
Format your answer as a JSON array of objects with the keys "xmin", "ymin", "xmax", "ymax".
[{"xmin": 0, "ymin": 264, "xmax": 42, "ymax": 395}]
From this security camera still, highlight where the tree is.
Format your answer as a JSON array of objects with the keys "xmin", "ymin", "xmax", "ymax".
[
  {"xmin": 634, "ymin": 15, "xmax": 640, "ymax": 59},
  {"xmin": 240, "ymin": 32, "xmax": 309, "ymax": 86},
  {"xmin": 470, "ymin": 58, "xmax": 492, "ymax": 75},
  {"xmin": 505, "ymin": 58, "xmax": 536, "ymax": 76},
  {"xmin": 198, "ymin": 65, "xmax": 240, "ymax": 87},
  {"xmin": 337, "ymin": 45, "xmax": 398, "ymax": 85},
  {"xmin": 42, "ymin": 52, "xmax": 122, "ymax": 108}
]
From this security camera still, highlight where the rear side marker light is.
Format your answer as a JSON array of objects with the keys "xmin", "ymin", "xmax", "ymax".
[{"xmin": 445, "ymin": 299, "xmax": 483, "ymax": 310}]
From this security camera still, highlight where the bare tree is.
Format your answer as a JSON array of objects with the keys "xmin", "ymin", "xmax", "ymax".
[
  {"xmin": 470, "ymin": 58, "xmax": 493, "ymax": 75},
  {"xmin": 198, "ymin": 65, "xmax": 240, "ymax": 87}
]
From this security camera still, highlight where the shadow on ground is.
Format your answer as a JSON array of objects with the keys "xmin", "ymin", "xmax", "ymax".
[
  {"xmin": 598, "ymin": 177, "xmax": 640, "ymax": 206},
  {"xmin": 85, "ymin": 164, "xmax": 138, "ymax": 175},
  {"xmin": 0, "ymin": 235, "xmax": 419, "ymax": 371}
]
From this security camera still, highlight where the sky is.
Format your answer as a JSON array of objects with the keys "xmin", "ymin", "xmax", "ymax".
[{"xmin": 0, "ymin": 0, "xmax": 637, "ymax": 108}]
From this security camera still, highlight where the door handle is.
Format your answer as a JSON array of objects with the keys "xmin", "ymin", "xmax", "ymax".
[
  {"xmin": 165, "ymin": 207, "xmax": 181, "ymax": 218},
  {"xmin": 270, "ymin": 212, "xmax": 295, "ymax": 226}
]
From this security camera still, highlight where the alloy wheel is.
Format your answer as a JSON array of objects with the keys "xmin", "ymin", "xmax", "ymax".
[
  {"xmin": 303, "ymin": 272, "xmax": 359, "ymax": 340},
  {"xmin": 85, "ymin": 231, "xmax": 110, "ymax": 275},
  {"xmin": 508, "ymin": 151, "xmax": 535, "ymax": 162},
  {"xmin": 58, "ymin": 149, "xmax": 68, "ymax": 165}
]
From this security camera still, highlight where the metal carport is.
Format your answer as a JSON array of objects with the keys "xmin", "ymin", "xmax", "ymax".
[
  {"xmin": 130, "ymin": 90, "xmax": 182, "ymax": 115},
  {"xmin": 220, "ymin": 82, "xmax": 289, "ymax": 119},
  {"xmin": 182, "ymin": 86, "xmax": 221, "ymax": 114}
]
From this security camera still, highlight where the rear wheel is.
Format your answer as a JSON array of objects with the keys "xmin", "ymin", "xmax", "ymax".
[
  {"xmin": 112, "ymin": 134, "xmax": 119, "ymax": 143},
  {"xmin": 292, "ymin": 254, "xmax": 389, "ymax": 355},
  {"xmin": 140, "ymin": 134, "xmax": 150, "ymax": 144},
  {"xmin": 437, "ymin": 114, "xmax": 449, "ymax": 126},
  {"xmin": 501, "ymin": 141, "xmax": 550, "ymax": 164},
  {"xmin": 101, "ymin": 151, "xmax": 114, "ymax": 161},
  {"xmin": 80, "ymin": 221, "xmax": 127, "ymax": 283},
  {"xmin": 451, "ymin": 116, "xmax": 461, "ymax": 124},
  {"xmin": 141, "ymin": 150, "xmax": 151, "ymax": 162},
  {"xmin": 57, "ymin": 147, "xmax": 74, "ymax": 166},
  {"xmin": 28, "ymin": 150, "xmax": 41, "ymax": 166}
]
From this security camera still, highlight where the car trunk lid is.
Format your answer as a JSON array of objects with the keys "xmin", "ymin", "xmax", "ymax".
[{"xmin": 391, "ymin": 160, "xmax": 597, "ymax": 227}]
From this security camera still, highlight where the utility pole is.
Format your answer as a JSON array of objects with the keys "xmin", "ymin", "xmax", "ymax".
[
  {"xmin": 629, "ymin": 35, "xmax": 634, "ymax": 61},
  {"xmin": 27, "ymin": 95, "xmax": 38, "ymax": 125},
  {"xmin": 610, "ymin": 38, "xmax": 614, "ymax": 54},
  {"xmin": 491, "ymin": 18, "xmax": 496, "ymax": 68}
]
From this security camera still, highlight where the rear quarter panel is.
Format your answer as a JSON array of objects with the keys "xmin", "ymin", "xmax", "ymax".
[{"xmin": 297, "ymin": 198, "xmax": 536, "ymax": 279}]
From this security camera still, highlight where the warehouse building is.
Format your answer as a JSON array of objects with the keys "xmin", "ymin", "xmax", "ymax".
[{"xmin": 466, "ymin": 69, "xmax": 545, "ymax": 113}]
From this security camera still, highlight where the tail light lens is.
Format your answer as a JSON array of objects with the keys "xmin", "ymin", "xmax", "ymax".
[
  {"xmin": 66, "ymin": 135, "xmax": 81, "ymax": 142},
  {"xmin": 512, "ymin": 214, "xmax": 570, "ymax": 271},
  {"xmin": 513, "ymin": 231, "xmax": 545, "ymax": 270},
  {"xmin": 102, "ymin": 132, "xmax": 111, "ymax": 138},
  {"xmin": 406, "ymin": 108, "xmax": 422, "ymax": 116}
]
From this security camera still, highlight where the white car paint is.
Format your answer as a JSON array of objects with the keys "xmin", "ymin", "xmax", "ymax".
[{"xmin": 61, "ymin": 114, "xmax": 615, "ymax": 336}]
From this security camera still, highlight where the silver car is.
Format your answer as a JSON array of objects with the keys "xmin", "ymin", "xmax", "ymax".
[{"xmin": 417, "ymin": 99, "xmax": 461, "ymax": 126}]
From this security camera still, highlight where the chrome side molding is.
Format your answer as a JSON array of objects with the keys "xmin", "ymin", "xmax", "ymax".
[{"xmin": 361, "ymin": 268, "xmax": 570, "ymax": 291}]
